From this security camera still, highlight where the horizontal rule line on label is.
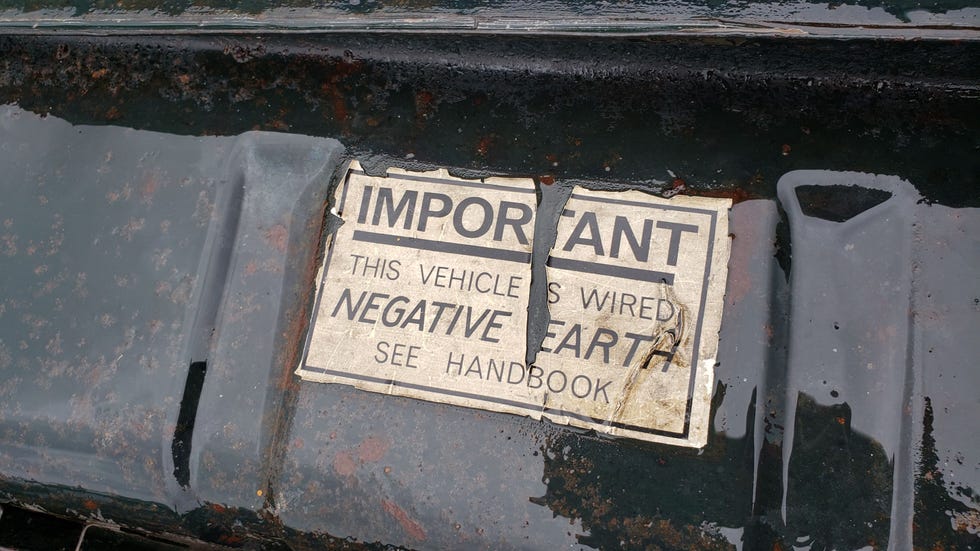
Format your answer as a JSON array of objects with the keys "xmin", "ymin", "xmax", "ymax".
[
  {"xmin": 350, "ymin": 169, "xmax": 535, "ymax": 194},
  {"xmin": 352, "ymin": 230, "xmax": 532, "ymax": 264},
  {"xmin": 547, "ymin": 257, "xmax": 675, "ymax": 285}
]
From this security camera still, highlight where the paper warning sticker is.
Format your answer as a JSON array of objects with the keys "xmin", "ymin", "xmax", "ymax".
[
  {"xmin": 536, "ymin": 187, "xmax": 730, "ymax": 447},
  {"xmin": 298, "ymin": 164, "xmax": 731, "ymax": 449},
  {"xmin": 298, "ymin": 162, "xmax": 540, "ymax": 420}
]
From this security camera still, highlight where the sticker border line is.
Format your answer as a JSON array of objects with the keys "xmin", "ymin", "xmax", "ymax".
[
  {"xmin": 350, "ymin": 169, "xmax": 536, "ymax": 195},
  {"xmin": 301, "ymin": 172, "xmax": 720, "ymax": 441},
  {"xmin": 300, "ymin": 365, "xmax": 694, "ymax": 440}
]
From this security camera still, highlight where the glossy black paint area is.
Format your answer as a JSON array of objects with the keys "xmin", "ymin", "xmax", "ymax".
[
  {"xmin": 0, "ymin": 33, "xmax": 976, "ymax": 208},
  {"xmin": 795, "ymin": 184, "xmax": 893, "ymax": 223}
]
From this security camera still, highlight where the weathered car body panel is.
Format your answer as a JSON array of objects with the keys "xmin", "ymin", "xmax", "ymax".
[{"xmin": 0, "ymin": 8, "xmax": 977, "ymax": 548}]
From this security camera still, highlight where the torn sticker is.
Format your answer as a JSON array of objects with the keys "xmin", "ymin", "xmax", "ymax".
[
  {"xmin": 298, "ymin": 165, "xmax": 730, "ymax": 449},
  {"xmin": 534, "ymin": 187, "xmax": 731, "ymax": 447}
]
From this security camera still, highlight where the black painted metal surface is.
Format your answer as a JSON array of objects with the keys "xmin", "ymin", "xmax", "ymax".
[{"xmin": 0, "ymin": 18, "xmax": 977, "ymax": 551}]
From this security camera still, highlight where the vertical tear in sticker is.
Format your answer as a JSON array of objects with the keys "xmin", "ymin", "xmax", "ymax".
[{"xmin": 297, "ymin": 164, "xmax": 731, "ymax": 448}]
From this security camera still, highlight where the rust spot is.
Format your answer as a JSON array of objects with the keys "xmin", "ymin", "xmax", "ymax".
[
  {"xmin": 414, "ymin": 90, "xmax": 435, "ymax": 121},
  {"xmin": 357, "ymin": 436, "xmax": 390, "ymax": 463},
  {"xmin": 476, "ymin": 136, "xmax": 493, "ymax": 158},
  {"xmin": 836, "ymin": 416, "xmax": 846, "ymax": 425},
  {"xmin": 381, "ymin": 499, "xmax": 427, "ymax": 541},
  {"xmin": 540, "ymin": 175, "xmax": 555, "ymax": 186},
  {"xmin": 725, "ymin": 210, "xmax": 763, "ymax": 306},
  {"xmin": 272, "ymin": 202, "xmax": 324, "ymax": 393},
  {"xmin": 688, "ymin": 186, "xmax": 757, "ymax": 205},
  {"xmin": 82, "ymin": 499, "xmax": 98, "ymax": 511},
  {"xmin": 317, "ymin": 56, "xmax": 363, "ymax": 135},
  {"xmin": 331, "ymin": 94, "xmax": 349, "ymax": 130},
  {"xmin": 782, "ymin": 144, "xmax": 792, "ymax": 156},
  {"xmin": 264, "ymin": 224, "xmax": 288, "ymax": 253},
  {"xmin": 951, "ymin": 509, "xmax": 980, "ymax": 533},
  {"xmin": 140, "ymin": 175, "xmax": 158, "ymax": 204},
  {"xmin": 209, "ymin": 503, "xmax": 227, "ymax": 513},
  {"xmin": 218, "ymin": 534, "xmax": 243, "ymax": 545},
  {"xmin": 105, "ymin": 106, "xmax": 120, "ymax": 120},
  {"xmin": 333, "ymin": 450, "xmax": 356, "ymax": 477}
]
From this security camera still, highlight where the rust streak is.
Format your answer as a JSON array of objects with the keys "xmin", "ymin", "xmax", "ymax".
[{"xmin": 381, "ymin": 499, "xmax": 427, "ymax": 541}]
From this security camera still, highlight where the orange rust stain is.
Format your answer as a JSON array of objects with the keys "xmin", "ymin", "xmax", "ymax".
[
  {"xmin": 836, "ymin": 416, "xmax": 847, "ymax": 425},
  {"xmin": 273, "ymin": 211, "xmax": 321, "ymax": 392},
  {"xmin": 415, "ymin": 90, "xmax": 435, "ymax": 120},
  {"xmin": 782, "ymin": 144, "xmax": 792, "ymax": 156},
  {"xmin": 332, "ymin": 96, "xmax": 349, "ymax": 131},
  {"xmin": 91, "ymin": 68, "xmax": 108, "ymax": 80},
  {"xmin": 357, "ymin": 436, "xmax": 390, "ymax": 463},
  {"xmin": 688, "ymin": 186, "xmax": 756, "ymax": 205},
  {"xmin": 539, "ymin": 175, "xmax": 555, "ymax": 186},
  {"xmin": 320, "ymin": 70, "xmax": 356, "ymax": 136},
  {"xmin": 476, "ymin": 136, "xmax": 493, "ymax": 157},
  {"xmin": 105, "ymin": 106, "xmax": 121, "ymax": 120},
  {"xmin": 264, "ymin": 224, "xmax": 289, "ymax": 253},
  {"xmin": 141, "ymin": 175, "xmax": 158, "ymax": 204},
  {"xmin": 415, "ymin": 90, "xmax": 434, "ymax": 104},
  {"xmin": 209, "ymin": 503, "xmax": 227, "ymax": 513},
  {"xmin": 333, "ymin": 450, "xmax": 356, "ymax": 477},
  {"xmin": 82, "ymin": 499, "xmax": 98, "ymax": 511},
  {"xmin": 725, "ymin": 209, "xmax": 763, "ymax": 306},
  {"xmin": 381, "ymin": 499, "xmax": 427, "ymax": 541}
]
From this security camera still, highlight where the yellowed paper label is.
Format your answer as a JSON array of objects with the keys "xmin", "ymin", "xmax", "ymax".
[
  {"xmin": 298, "ymin": 165, "xmax": 731, "ymax": 448},
  {"xmin": 535, "ymin": 187, "xmax": 731, "ymax": 447},
  {"xmin": 298, "ymin": 162, "xmax": 539, "ymax": 420}
]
